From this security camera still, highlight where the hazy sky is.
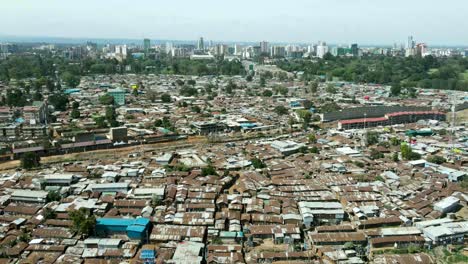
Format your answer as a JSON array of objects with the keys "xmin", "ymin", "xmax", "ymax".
[{"xmin": 2, "ymin": 0, "xmax": 468, "ymax": 45}]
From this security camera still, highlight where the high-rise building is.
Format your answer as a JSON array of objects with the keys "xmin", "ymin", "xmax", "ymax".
[
  {"xmin": 214, "ymin": 44, "xmax": 228, "ymax": 56},
  {"xmin": 143, "ymin": 39, "xmax": 151, "ymax": 53},
  {"xmin": 197, "ymin": 37, "xmax": 204, "ymax": 51},
  {"xmin": 350, "ymin": 43, "xmax": 359, "ymax": 57},
  {"xmin": 407, "ymin": 36, "xmax": 415, "ymax": 49},
  {"xmin": 165, "ymin": 42, "xmax": 173, "ymax": 54},
  {"xmin": 270, "ymin": 46, "xmax": 286, "ymax": 58},
  {"xmin": 260, "ymin": 41, "xmax": 269, "ymax": 54},
  {"xmin": 316, "ymin": 41, "xmax": 329, "ymax": 58},
  {"xmin": 416, "ymin": 43, "xmax": 428, "ymax": 57},
  {"xmin": 234, "ymin": 44, "xmax": 242, "ymax": 55},
  {"xmin": 115, "ymin": 45, "xmax": 128, "ymax": 59}
]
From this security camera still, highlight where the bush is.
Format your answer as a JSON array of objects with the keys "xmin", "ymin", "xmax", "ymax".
[
  {"xmin": 427, "ymin": 155, "xmax": 446, "ymax": 164},
  {"xmin": 251, "ymin": 158, "xmax": 266, "ymax": 169},
  {"xmin": 201, "ymin": 165, "xmax": 217, "ymax": 176},
  {"xmin": 20, "ymin": 152, "xmax": 41, "ymax": 169}
]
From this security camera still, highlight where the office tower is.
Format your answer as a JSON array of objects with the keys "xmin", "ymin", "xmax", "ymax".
[
  {"xmin": 143, "ymin": 38, "xmax": 151, "ymax": 53},
  {"xmin": 416, "ymin": 43, "xmax": 427, "ymax": 57},
  {"xmin": 115, "ymin": 45, "xmax": 128, "ymax": 58},
  {"xmin": 407, "ymin": 36, "xmax": 415, "ymax": 49},
  {"xmin": 270, "ymin": 46, "xmax": 286, "ymax": 57},
  {"xmin": 165, "ymin": 42, "xmax": 173, "ymax": 54},
  {"xmin": 350, "ymin": 43, "xmax": 359, "ymax": 57},
  {"xmin": 234, "ymin": 44, "xmax": 242, "ymax": 55},
  {"xmin": 260, "ymin": 41, "xmax": 269, "ymax": 54},
  {"xmin": 197, "ymin": 37, "xmax": 204, "ymax": 51},
  {"xmin": 215, "ymin": 44, "xmax": 228, "ymax": 56},
  {"xmin": 316, "ymin": 41, "xmax": 329, "ymax": 58}
]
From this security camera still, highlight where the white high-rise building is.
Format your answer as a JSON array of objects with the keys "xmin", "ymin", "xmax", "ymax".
[
  {"xmin": 234, "ymin": 44, "xmax": 242, "ymax": 55},
  {"xmin": 115, "ymin": 45, "xmax": 128, "ymax": 58},
  {"xmin": 166, "ymin": 42, "xmax": 173, "ymax": 54},
  {"xmin": 316, "ymin": 41, "xmax": 329, "ymax": 58},
  {"xmin": 260, "ymin": 41, "xmax": 269, "ymax": 54}
]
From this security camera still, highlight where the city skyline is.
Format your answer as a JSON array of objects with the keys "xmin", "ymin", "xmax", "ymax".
[{"xmin": 2, "ymin": 0, "xmax": 468, "ymax": 46}]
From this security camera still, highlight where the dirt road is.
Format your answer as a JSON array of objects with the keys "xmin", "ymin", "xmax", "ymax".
[{"xmin": 0, "ymin": 136, "xmax": 207, "ymax": 172}]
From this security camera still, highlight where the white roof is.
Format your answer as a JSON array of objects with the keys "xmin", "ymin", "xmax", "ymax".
[{"xmin": 11, "ymin": 189, "xmax": 48, "ymax": 198}]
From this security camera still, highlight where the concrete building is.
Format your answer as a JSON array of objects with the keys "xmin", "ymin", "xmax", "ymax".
[
  {"xmin": 298, "ymin": 201, "xmax": 345, "ymax": 227},
  {"xmin": 108, "ymin": 88, "xmax": 126, "ymax": 106},
  {"xmin": 270, "ymin": 140, "xmax": 305, "ymax": 156},
  {"xmin": 316, "ymin": 41, "xmax": 329, "ymax": 58},
  {"xmin": 10, "ymin": 190, "xmax": 48, "ymax": 204},
  {"xmin": 260, "ymin": 41, "xmax": 269, "ymax": 54},
  {"xmin": 433, "ymin": 196, "xmax": 460, "ymax": 213}
]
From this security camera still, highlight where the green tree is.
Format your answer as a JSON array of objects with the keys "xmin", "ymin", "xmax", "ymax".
[
  {"xmin": 20, "ymin": 152, "xmax": 41, "ymax": 169},
  {"xmin": 392, "ymin": 152, "xmax": 399, "ymax": 162},
  {"xmin": 250, "ymin": 158, "xmax": 266, "ymax": 169},
  {"xmin": 427, "ymin": 155, "xmax": 446, "ymax": 164},
  {"xmin": 161, "ymin": 93, "xmax": 171, "ymax": 103},
  {"xmin": 326, "ymin": 83, "xmax": 337, "ymax": 94},
  {"xmin": 72, "ymin": 101, "xmax": 79, "ymax": 109},
  {"xmin": 246, "ymin": 75, "xmax": 253, "ymax": 82},
  {"xmin": 179, "ymin": 85, "xmax": 198, "ymax": 96},
  {"xmin": 370, "ymin": 149, "xmax": 384, "ymax": 160},
  {"xmin": 390, "ymin": 82, "xmax": 401, "ymax": 96},
  {"xmin": 99, "ymin": 94, "xmax": 115, "ymax": 105},
  {"xmin": 308, "ymin": 134, "xmax": 317, "ymax": 144},
  {"xmin": 260, "ymin": 76, "xmax": 266, "ymax": 87},
  {"xmin": 69, "ymin": 208, "xmax": 96, "ymax": 237},
  {"xmin": 70, "ymin": 108, "xmax": 80, "ymax": 119},
  {"xmin": 94, "ymin": 116, "xmax": 107, "ymax": 128},
  {"xmin": 48, "ymin": 93, "xmax": 69, "ymax": 111},
  {"xmin": 61, "ymin": 71, "xmax": 80, "ymax": 88},
  {"xmin": 5, "ymin": 89, "xmax": 27, "ymax": 107},
  {"xmin": 366, "ymin": 131, "xmax": 379, "ymax": 145},
  {"xmin": 201, "ymin": 165, "xmax": 217, "ymax": 176},
  {"xmin": 191, "ymin": 105, "xmax": 201, "ymax": 113},
  {"xmin": 105, "ymin": 106, "xmax": 119, "ymax": 127},
  {"xmin": 262, "ymin": 90, "xmax": 273, "ymax": 97},
  {"xmin": 310, "ymin": 81, "xmax": 318, "ymax": 93},
  {"xmin": 297, "ymin": 110, "xmax": 312, "ymax": 129},
  {"xmin": 43, "ymin": 207, "xmax": 57, "ymax": 219},
  {"xmin": 46, "ymin": 191, "xmax": 61, "ymax": 203},
  {"xmin": 390, "ymin": 137, "xmax": 401, "ymax": 146},
  {"xmin": 274, "ymin": 105, "xmax": 288, "ymax": 115},
  {"xmin": 151, "ymin": 194, "xmax": 162, "ymax": 207}
]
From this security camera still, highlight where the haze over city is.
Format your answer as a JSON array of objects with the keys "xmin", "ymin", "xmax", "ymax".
[
  {"xmin": 2, "ymin": 0, "xmax": 468, "ymax": 45},
  {"xmin": 0, "ymin": 1, "xmax": 467, "ymax": 264}
]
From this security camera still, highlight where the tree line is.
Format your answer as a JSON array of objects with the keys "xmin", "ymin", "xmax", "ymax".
[{"xmin": 277, "ymin": 55, "xmax": 468, "ymax": 91}]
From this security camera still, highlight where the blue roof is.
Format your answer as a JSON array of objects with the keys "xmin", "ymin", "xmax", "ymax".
[
  {"xmin": 64, "ymin": 88, "xmax": 81, "ymax": 94},
  {"xmin": 97, "ymin": 218, "xmax": 137, "ymax": 227},
  {"xmin": 240, "ymin": 123, "xmax": 257, "ymax": 128},
  {"xmin": 140, "ymin": 249, "xmax": 156, "ymax": 259},
  {"xmin": 15, "ymin": 118, "xmax": 24, "ymax": 123},
  {"xmin": 126, "ymin": 224, "xmax": 147, "ymax": 233}
]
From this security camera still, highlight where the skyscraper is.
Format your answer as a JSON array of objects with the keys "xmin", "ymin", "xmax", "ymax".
[
  {"xmin": 316, "ymin": 41, "xmax": 329, "ymax": 58},
  {"xmin": 407, "ymin": 36, "xmax": 415, "ymax": 49},
  {"xmin": 143, "ymin": 38, "xmax": 151, "ymax": 53},
  {"xmin": 350, "ymin": 43, "xmax": 359, "ymax": 57},
  {"xmin": 234, "ymin": 44, "xmax": 242, "ymax": 55},
  {"xmin": 260, "ymin": 41, "xmax": 269, "ymax": 54},
  {"xmin": 197, "ymin": 37, "xmax": 204, "ymax": 51}
]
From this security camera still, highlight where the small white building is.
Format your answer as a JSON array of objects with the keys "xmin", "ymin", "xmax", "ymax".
[{"xmin": 434, "ymin": 196, "xmax": 460, "ymax": 213}]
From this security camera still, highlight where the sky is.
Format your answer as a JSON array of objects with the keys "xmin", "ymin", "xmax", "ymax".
[{"xmin": 2, "ymin": 0, "xmax": 468, "ymax": 45}]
